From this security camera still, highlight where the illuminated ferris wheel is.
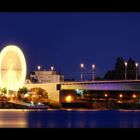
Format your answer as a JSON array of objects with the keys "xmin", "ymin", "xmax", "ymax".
[{"xmin": 0, "ymin": 45, "xmax": 27, "ymax": 91}]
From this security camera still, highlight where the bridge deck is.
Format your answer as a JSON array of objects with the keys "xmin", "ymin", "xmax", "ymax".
[{"xmin": 60, "ymin": 80, "xmax": 140, "ymax": 91}]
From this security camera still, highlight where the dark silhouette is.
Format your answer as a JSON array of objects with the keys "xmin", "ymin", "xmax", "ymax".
[{"xmin": 104, "ymin": 57, "xmax": 139, "ymax": 80}]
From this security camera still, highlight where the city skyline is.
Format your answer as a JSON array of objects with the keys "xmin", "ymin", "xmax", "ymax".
[{"xmin": 0, "ymin": 12, "xmax": 140, "ymax": 80}]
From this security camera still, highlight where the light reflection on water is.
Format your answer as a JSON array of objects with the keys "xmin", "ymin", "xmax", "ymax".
[
  {"xmin": 0, "ymin": 109, "xmax": 140, "ymax": 128},
  {"xmin": 0, "ymin": 110, "xmax": 28, "ymax": 128}
]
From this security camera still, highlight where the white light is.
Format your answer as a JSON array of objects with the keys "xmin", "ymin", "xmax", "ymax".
[
  {"xmin": 76, "ymin": 89, "xmax": 79, "ymax": 92},
  {"xmin": 24, "ymin": 93, "xmax": 28, "ymax": 97},
  {"xmin": 37, "ymin": 65, "xmax": 41, "ymax": 70},
  {"xmin": 125, "ymin": 62, "xmax": 127, "ymax": 66},
  {"xmin": 51, "ymin": 66, "xmax": 54, "ymax": 71},
  {"xmin": 92, "ymin": 64, "xmax": 95, "ymax": 69},
  {"xmin": 136, "ymin": 63, "xmax": 138, "ymax": 67},
  {"xmin": 80, "ymin": 63, "xmax": 84, "ymax": 68}
]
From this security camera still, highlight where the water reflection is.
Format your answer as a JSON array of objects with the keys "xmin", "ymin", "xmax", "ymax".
[
  {"xmin": 0, "ymin": 109, "xmax": 28, "ymax": 128},
  {"xmin": 0, "ymin": 109, "xmax": 140, "ymax": 128}
]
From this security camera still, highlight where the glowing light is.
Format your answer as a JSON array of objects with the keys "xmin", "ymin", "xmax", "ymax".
[
  {"xmin": 104, "ymin": 93, "xmax": 108, "ymax": 97},
  {"xmin": 92, "ymin": 64, "xmax": 95, "ymax": 69},
  {"xmin": 32, "ymin": 95, "xmax": 35, "ymax": 97},
  {"xmin": 119, "ymin": 94, "xmax": 123, "ymax": 98},
  {"xmin": 0, "ymin": 45, "xmax": 26, "ymax": 91},
  {"xmin": 5, "ymin": 94, "xmax": 9, "ymax": 97},
  {"xmin": 37, "ymin": 65, "xmax": 41, "ymax": 70},
  {"xmin": 80, "ymin": 63, "xmax": 84, "ymax": 68},
  {"xmin": 65, "ymin": 95, "xmax": 73, "ymax": 103},
  {"xmin": 24, "ymin": 93, "xmax": 29, "ymax": 98},
  {"xmin": 11, "ymin": 94, "xmax": 15, "ymax": 97},
  {"xmin": 135, "ymin": 63, "xmax": 138, "ymax": 67},
  {"xmin": 51, "ymin": 66, "xmax": 54, "ymax": 71},
  {"xmin": 124, "ymin": 62, "xmax": 127, "ymax": 66},
  {"xmin": 132, "ymin": 94, "xmax": 137, "ymax": 98}
]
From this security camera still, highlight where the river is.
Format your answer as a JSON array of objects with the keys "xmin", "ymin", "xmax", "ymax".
[{"xmin": 0, "ymin": 109, "xmax": 140, "ymax": 128}]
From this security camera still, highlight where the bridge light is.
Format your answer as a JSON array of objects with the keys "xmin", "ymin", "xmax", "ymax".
[
  {"xmin": 65, "ymin": 95, "xmax": 73, "ymax": 103},
  {"xmin": 104, "ymin": 93, "xmax": 108, "ymax": 97},
  {"xmin": 119, "ymin": 94, "xmax": 123, "ymax": 98},
  {"xmin": 132, "ymin": 94, "xmax": 137, "ymax": 98},
  {"xmin": 76, "ymin": 89, "xmax": 79, "ymax": 93}
]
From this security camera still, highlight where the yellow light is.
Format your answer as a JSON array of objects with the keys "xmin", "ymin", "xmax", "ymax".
[
  {"xmin": 65, "ymin": 95, "xmax": 73, "ymax": 103},
  {"xmin": 11, "ymin": 94, "xmax": 15, "ymax": 97},
  {"xmin": 119, "ymin": 94, "xmax": 123, "ymax": 98},
  {"xmin": 104, "ymin": 93, "xmax": 108, "ymax": 97},
  {"xmin": 0, "ymin": 45, "xmax": 26, "ymax": 91},
  {"xmin": 132, "ymin": 94, "xmax": 136, "ymax": 98},
  {"xmin": 24, "ymin": 93, "xmax": 29, "ymax": 98},
  {"xmin": 32, "ymin": 95, "xmax": 35, "ymax": 97}
]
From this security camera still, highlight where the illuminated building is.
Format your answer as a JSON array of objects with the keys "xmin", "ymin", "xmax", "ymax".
[{"xmin": 34, "ymin": 70, "xmax": 64, "ymax": 83}]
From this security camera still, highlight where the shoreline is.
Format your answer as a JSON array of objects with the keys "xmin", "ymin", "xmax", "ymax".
[{"xmin": 0, "ymin": 108, "xmax": 140, "ymax": 112}]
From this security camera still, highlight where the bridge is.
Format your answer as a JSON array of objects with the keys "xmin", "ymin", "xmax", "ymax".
[
  {"xmin": 60, "ymin": 80, "xmax": 140, "ymax": 91},
  {"xmin": 25, "ymin": 80, "xmax": 140, "ymax": 103},
  {"xmin": 59, "ymin": 80, "xmax": 140, "ymax": 103}
]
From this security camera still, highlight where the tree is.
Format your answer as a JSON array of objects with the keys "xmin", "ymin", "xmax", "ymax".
[
  {"xmin": 18, "ymin": 87, "xmax": 28, "ymax": 94},
  {"xmin": 104, "ymin": 70, "xmax": 115, "ymax": 80},
  {"xmin": 127, "ymin": 58, "xmax": 136, "ymax": 79},
  {"xmin": 114, "ymin": 57, "xmax": 125, "ymax": 80},
  {"xmin": 31, "ymin": 87, "xmax": 48, "ymax": 98},
  {"xmin": 104, "ymin": 57, "xmax": 139, "ymax": 80},
  {"xmin": 1, "ymin": 87, "xmax": 7, "ymax": 94}
]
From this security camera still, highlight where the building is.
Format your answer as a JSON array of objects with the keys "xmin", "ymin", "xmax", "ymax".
[{"xmin": 32, "ymin": 70, "xmax": 64, "ymax": 83}]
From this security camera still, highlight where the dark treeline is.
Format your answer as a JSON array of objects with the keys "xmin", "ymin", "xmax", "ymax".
[{"xmin": 104, "ymin": 57, "xmax": 139, "ymax": 80}]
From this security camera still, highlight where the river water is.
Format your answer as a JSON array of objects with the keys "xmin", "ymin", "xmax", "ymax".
[{"xmin": 0, "ymin": 109, "xmax": 140, "ymax": 128}]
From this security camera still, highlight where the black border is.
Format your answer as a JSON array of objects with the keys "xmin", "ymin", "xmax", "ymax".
[
  {"xmin": 1, "ymin": 128, "xmax": 140, "ymax": 138},
  {"xmin": 1, "ymin": 1, "xmax": 140, "ymax": 139},
  {"xmin": 0, "ymin": 2, "xmax": 140, "ymax": 11}
]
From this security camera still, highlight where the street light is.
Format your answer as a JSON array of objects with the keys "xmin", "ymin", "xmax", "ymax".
[
  {"xmin": 92, "ymin": 64, "xmax": 95, "ymax": 81},
  {"xmin": 135, "ymin": 62, "xmax": 138, "ymax": 80},
  {"xmin": 51, "ymin": 66, "xmax": 54, "ymax": 71},
  {"xmin": 80, "ymin": 63, "xmax": 84, "ymax": 81},
  {"xmin": 37, "ymin": 65, "xmax": 41, "ymax": 71},
  {"xmin": 37, "ymin": 65, "xmax": 41, "ymax": 83},
  {"xmin": 124, "ymin": 62, "xmax": 127, "ymax": 80}
]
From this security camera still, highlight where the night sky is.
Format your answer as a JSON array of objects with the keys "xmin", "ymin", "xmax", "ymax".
[{"xmin": 0, "ymin": 12, "xmax": 140, "ymax": 80}]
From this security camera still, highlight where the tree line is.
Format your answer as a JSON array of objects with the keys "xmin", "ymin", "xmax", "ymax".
[{"xmin": 103, "ymin": 57, "xmax": 139, "ymax": 80}]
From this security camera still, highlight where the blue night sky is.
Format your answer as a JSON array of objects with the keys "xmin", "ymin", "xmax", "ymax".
[{"xmin": 0, "ymin": 12, "xmax": 140, "ymax": 80}]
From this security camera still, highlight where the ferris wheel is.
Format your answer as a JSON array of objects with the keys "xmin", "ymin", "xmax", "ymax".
[{"xmin": 0, "ymin": 45, "xmax": 26, "ymax": 91}]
